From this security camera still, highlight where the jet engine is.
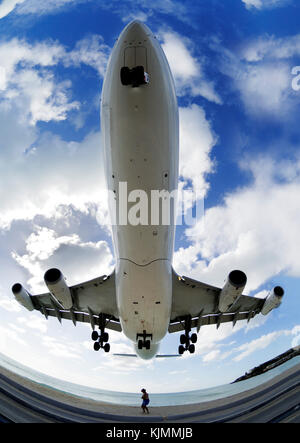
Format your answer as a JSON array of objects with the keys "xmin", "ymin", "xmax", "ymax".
[
  {"xmin": 12, "ymin": 283, "xmax": 35, "ymax": 311},
  {"xmin": 218, "ymin": 270, "xmax": 247, "ymax": 312},
  {"xmin": 44, "ymin": 268, "xmax": 73, "ymax": 309},
  {"xmin": 261, "ymin": 286, "xmax": 284, "ymax": 315}
]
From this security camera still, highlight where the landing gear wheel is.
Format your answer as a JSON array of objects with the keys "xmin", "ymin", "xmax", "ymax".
[
  {"xmin": 132, "ymin": 66, "xmax": 144, "ymax": 87},
  {"xmin": 120, "ymin": 67, "xmax": 131, "ymax": 85},
  {"xmin": 91, "ymin": 331, "xmax": 99, "ymax": 341},
  {"xmin": 102, "ymin": 332, "xmax": 109, "ymax": 342},
  {"xmin": 178, "ymin": 345, "xmax": 185, "ymax": 355},
  {"xmin": 189, "ymin": 344, "xmax": 195, "ymax": 354},
  {"xmin": 94, "ymin": 342, "xmax": 100, "ymax": 351},
  {"xmin": 138, "ymin": 340, "xmax": 143, "ymax": 350},
  {"xmin": 190, "ymin": 333, "xmax": 197, "ymax": 344},
  {"xmin": 145, "ymin": 340, "xmax": 151, "ymax": 350},
  {"xmin": 180, "ymin": 334, "xmax": 187, "ymax": 344},
  {"xmin": 104, "ymin": 343, "xmax": 110, "ymax": 353}
]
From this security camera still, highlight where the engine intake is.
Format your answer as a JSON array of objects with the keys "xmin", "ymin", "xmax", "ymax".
[
  {"xmin": 218, "ymin": 270, "xmax": 247, "ymax": 313},
  {"xmin": 261, "ymin": 286, "xmax": 284, "ymax": 315},
  {"xmin": 44, "ymin": 268, "xmax": 73, "ymax": 309},
  {"xmin": 12, "ymin": 283, "xmax": 34, "ymax": 311}
]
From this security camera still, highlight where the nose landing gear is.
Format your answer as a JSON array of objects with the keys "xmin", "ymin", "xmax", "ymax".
[
  {"xmin": 91, "ymin": 313, "xmax": 111, "ymax": 353},
  {"xmin": 120, "ymin": 66, "xmax": 150, "ymax": 87},
  {"xmin": 137, "ymin": 330, "xmax": 153, "ymax": 350},
  {"xmin": 178, "ymin": 316, "xmax": 198, "ymax": 355}
]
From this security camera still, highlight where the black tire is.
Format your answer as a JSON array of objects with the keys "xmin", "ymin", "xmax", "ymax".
[
  {"xmin": 91, "ymin": 331, "xmax": 99, "ymax": 341},
  {"xmin": 94, "ymin": 342, "xmax": 100, "ymax": 351},
  {"xmin": 102, "ymin": 332, "xmax": 109, "ymax": 342},
  {"xmin": 180, "ymin": 334, "xmax": 187, "ymax": 344},
  {"xmin": 145, "ymin": 340, "xmax": 151, "ymax": 350},
  {"xmin": 178, "ymin": 345, "xmax": 185, "ymax": 355},
  {"xmin": 189, "ymin": 344, "xmax": 195, "ymax": 354},
  {"xmin": 138, "ymin": 340, "xmax": 143, "ymax": 350},
  {"xmin": 132, "ymin": 66, "xmax": 145, "ymax": 87},
  {"xmin": 120, "ymin": 67, "xmax": 131, "ymax": 85},
  {"xmin": 104, "ymin": 343, "xmax": 110, "ymax": 353},
  {"xmin": 191, "ymin": 333, "xmax": 197, "ymax": 344}
]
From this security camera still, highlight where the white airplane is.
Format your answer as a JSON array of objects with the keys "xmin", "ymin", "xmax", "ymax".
[{"xmin": 12, "ymin": 21, "xmax": 284, "ymax": 360}]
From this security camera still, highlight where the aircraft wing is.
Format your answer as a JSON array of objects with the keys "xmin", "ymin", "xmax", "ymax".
[
  {"xmin": 28, "ymin": 271, "xmax": 122, "ymax": 332},
  {"xmin": 169, "ymin": 269, "xmax": 265, "ymax": 333}
]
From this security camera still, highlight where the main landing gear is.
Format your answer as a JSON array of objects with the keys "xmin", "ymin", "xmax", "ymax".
[
  {"xmin": 178, "ymin": 316, "xmax": 197, "ymax": 355},
  {"xmin": 137, "ymin": 330, "xmax": 153, "ymax": 350},
  {"xmin": 91, "ymin": 313, "xmax": 111, "ymax": 353}
]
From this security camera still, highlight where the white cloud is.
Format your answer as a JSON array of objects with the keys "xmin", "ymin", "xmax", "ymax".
[
  {"xmin": 242, "ymin": 0, "xmax": 291, "ymax": 9},
  {"xmin": 234, "ymin": 330, "xmax": 289, "ymax": 361},
  {"xmin": 64, "ymin": 35, "xmax": 110, "ymax": 77},
  {"xmin": 17, "ymin": 315, "xmax": 48, "ymax": 333},
  {"xmin": 12, "ymin": 226, "xmax": 114, "ymax": 291},
  {"xmin": 242, "ymin": 34, "xmax": 300, "ymax": 62},
  {"xmin": 13, "ymin": 0, "xmax": 90, "ymax": 16},
  {"xmin": 0, "ymin": 293, "xmax": 22, "ymax": 312},
  {"xmin": 0, "ymin": 122, "xmax": 110, "ymax": 229},
  {"xmin": 216, "ymin": 45, "xmax": 293, "ymax": 117},
  {"xmin": 175, "ymin": 155, "xmax": 300, "ymax": 292},
  {"xmin": 0, "ymin": 0, "xmax": 25, "ymax": 19},
  {"xmin": 202, "ymin": 349, "xmax": 221, "ymax": 362},
  {"xmin": 0, "ymin": 36, "xmax": 109, "ymax": 125},
  {"xmin": 41, "ymin": 335, "xmax": 83, "ymax": 359},
  {"xmin": 179, "ymin": 104, "xmax": 217, "ymax": 198},
  {"xmin": 212, "ymin": 32, "xmax": 300, "ymax": 118},
  {"xmin": 236, "ymin": 62, "xmax": 290, "ymax": 115},
  {"xmin": 160, "ymin": 30, "xmax": 222, "ymax": 104}
]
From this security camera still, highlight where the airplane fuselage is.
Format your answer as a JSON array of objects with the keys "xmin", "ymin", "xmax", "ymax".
[{"xmin": 101, "ymin": 21, "xmax": 179, "ymax": 358}]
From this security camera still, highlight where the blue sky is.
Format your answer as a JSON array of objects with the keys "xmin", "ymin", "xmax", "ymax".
[{"xmin": 0, "ymin": 0, "xmax": 299, "ymax": 394}]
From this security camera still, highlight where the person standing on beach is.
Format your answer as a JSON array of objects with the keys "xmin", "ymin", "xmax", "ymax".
[{"xmin": 141, "ymin": 388, "xmax": 150, "ymax": 414}]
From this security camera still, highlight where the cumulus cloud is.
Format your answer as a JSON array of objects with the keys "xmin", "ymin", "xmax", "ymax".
[
  {"xmin": 0, "ymin": 122, "xmax": 110, "ymax": 229},
  {"xmin": 174, "ymin": 155, "xmax": 300, "ymax": 293},
  {"xmin": 0, "ymin": 34, "xmax": 112, "ymax": 232},
  {"xmin": 0, "ymin": 0, "xmax": 25, "ymax": 19},
  {"xmin": 12, "ymin": 226, "xmax": 114, "ymax": 291},
  {"xmin": 179, "ymin": 104, "xmax": 217, "ymax": 198},
  {"xmin": 160, "ymin": 30, "xmax": 222, "ymax": 104},
  {"xmin": 242, "ymin": 33, "xmax": 300, "ymax": 62},
  {"xmin": 213, "ymin": 34, "xmax": 298, "ymax": 118},
  {"xmin": 0, "ymin": 36, "xmax": 109, "ymax": 125}
]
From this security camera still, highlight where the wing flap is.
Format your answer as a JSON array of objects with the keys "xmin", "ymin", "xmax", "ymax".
[
  {"xmin": 43, "ymin": 307, "xmax": 122, "ymax": 332},
  {"xmin": 168, "ymin": 310, "xmax": 258, "ymax": 333}
]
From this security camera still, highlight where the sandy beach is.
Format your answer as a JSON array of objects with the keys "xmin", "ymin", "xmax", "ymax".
[{"xmin": 0, "ymin": 360, "xmax": 299, "ymax": 422}]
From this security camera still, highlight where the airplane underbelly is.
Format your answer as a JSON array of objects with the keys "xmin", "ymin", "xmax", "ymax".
[
  {"xmin": 116, "ymin": 259, "xmax": 172, "ymax": 343},
  {"xmin": 102, "ymin": 33, "xmax": 179, "ymax": 265},
  {"xmin": 101, "ymin": 21, "xmax": 179, "ymax": 350}
]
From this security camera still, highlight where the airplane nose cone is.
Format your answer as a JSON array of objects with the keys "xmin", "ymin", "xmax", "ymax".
[{"xmin": 121, "ymin": 20, "xmax": 152, "ymax": 43}]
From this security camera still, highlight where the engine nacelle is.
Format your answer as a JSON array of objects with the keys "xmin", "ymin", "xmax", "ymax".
[
  {"xmin": 261, "ymin": 286, "xmax": 284, "ymax": 315},
  {"xmin": 44, "ymin": 268, "xmax": 73, "ymax": 309},
  {"xmin": 12, "ymin": 283, "xmax": 35, "ymax": 311},
  {"xmin": 218, "ymin": 270, "xmax": 247, "ymax": 313}
]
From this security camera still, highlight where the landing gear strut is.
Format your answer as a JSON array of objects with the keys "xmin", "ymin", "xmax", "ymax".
[
  {"xmin": 91, "ymin": 313, "xmax": 111, "ymax": 353},
  {"xmin": 178, "ymin": 315, "xmax": 197, "ymax": 355},
  {"xmin": 136, "ymin": 330, "xmax": 153, "ymax": 350}
]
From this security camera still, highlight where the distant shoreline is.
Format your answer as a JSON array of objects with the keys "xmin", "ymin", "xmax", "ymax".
[{"xmin": 232, "ymin": 345, "xmax": 300, "ymax": 383}]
